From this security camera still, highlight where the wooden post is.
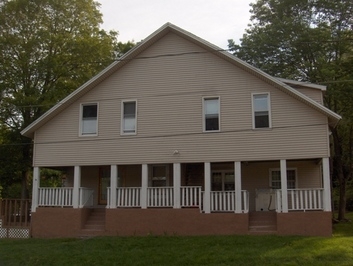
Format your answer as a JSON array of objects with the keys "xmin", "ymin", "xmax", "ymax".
[
  {"xmin": 31, "ymin": 167, "xmax": 40, "ymax": 212},
  {"xmin": 322, "ymin": 157, "xmax": 331, "ymax": 212},
  {"xmin": 141, "ymin": 164, "xmax": 148, "ymax": 209},
  {"xmin": 110, "ymin": 165, "xmax": 118, "ymax": 208},
  {"xmin": 173, "ymin": 163, "xmax": 181, "ymax": 209},
  {"xmin": 204, "ymin": 162, "xmax": 211, "ymax": 214},
  {"xmin": 280, "ymin": 160, "xmax": 288, "ymax": 213},
  {"xmin": 73, "ymin": 166, "xmax": 81, "ymax": 209},
  {"xmin": 234, "ymin": 161, "xmax": 242, "ymax": 213}
]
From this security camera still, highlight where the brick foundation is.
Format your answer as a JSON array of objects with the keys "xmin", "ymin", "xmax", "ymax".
[
  {"xmin": 30, "ymin": 208, "xmax": 333, "ymax": 238},
  {"xmin": 277, "ymin": 211, "xmax": 332, "ymax": 236},
  {"xmin": 31, "ymin": 207, "xmax": 91, "ymax": 238},
  {"xmin": 106, "ymin": 209, "xmax": 249, "ymax": 236}
]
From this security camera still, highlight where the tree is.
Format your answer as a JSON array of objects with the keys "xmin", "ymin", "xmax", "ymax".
[
  {"xmin": 0, "ymin": 0, "xmax": 134, "ymax": 198},
  {"xmin": 229, "ymin": 0, "xmax": 353, "ymax": 220}
]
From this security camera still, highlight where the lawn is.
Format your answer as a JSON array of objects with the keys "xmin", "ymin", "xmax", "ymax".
[{"xmin": 0, "ymin": 213, "xmax": 352, "ymax": 266}]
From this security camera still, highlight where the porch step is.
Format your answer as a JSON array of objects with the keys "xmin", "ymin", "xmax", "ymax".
[
  {"xmin": 248, "ymin": 211, "xmax": 277, "ymax": 235},
  {"xmin": 81, "ymin": 208, "xmax": 106, "ymax": 234}
]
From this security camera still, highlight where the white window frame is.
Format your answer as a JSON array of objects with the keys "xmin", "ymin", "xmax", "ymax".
[
  {"xmin": 251, "ymin": 93, "xmax": 272, "ymax": 129},
  {"xmin": 121, "ymin": 99, "xmax": 137, "ymax": 135},
  {"xmin": 79, "ymin": 102, "xmax": 99, "ymax": 136},
  {"xmin": 269, "ymin": 168, "xmax": 297, "ymax": 189},
  {"xmin": 202, "ymin": 96, "xmax": 220, "ymax": 132}
]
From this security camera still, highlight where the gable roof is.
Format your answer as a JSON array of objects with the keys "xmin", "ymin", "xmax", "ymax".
[{"xmin": 21, "ymin": 22, "xmax": 341, "ymax": 138}]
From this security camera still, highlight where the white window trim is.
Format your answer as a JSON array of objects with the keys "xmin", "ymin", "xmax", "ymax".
[
  {"xmin": 79, "ymin": 102, "xmax": 99, "ymax": 137},
  {"xmin": 202, "ymin": 96, "xmax": 221, "ymax": 133},
  {"xmin": 269, "ymin": 168, "xmax": 297, "ymax": 189},
  {"xmin": 121, "ymin": 99, "xmax": 137, "ymax": 135},
  {"xmin": 251, "ymin": 92, "xmax": 272, "ymax": 129}
]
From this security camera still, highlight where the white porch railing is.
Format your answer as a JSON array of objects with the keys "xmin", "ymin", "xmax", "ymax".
[
  {"xmin": 117, "ymin": 187, "xmax": 141, "ymax": 207},
  {"xmin": 211, "ymin": 191, "xmax": 235, "ymax": 212},
  {"xmin": 38, "ymin": 187, "xmax": 73, "ymax": 207},
  {"xmin": 276, "ymin": 188, "xmax": 324, "ymax": 212},
  {"xmin": 147, "ymin": 187, "xmax": 173, "ymax": 207},
  {"xmin": 241, "ymin": 190, "xmax": 249, "ymax": 213},
  {"xmin": 79, "ymin": 187, "xmax": 94, "ymax": 208},
  {"xmin": 181, "ymin": 186, "xmax": 201, "ymax": 207},
  {"xmin": 201, "ymin": 190, "xmax": 249, "ymax": 213}
]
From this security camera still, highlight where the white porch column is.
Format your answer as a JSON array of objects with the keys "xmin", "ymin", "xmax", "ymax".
[
  {"xmin": 31, "ymin": 167, "xmax": 40, "ymax": 212},
  {"xmin": 322, "ymin": 157, "xmax": 332, "ymax": 211},
  {"xmin": 73, "ymin": 166, "xmax": 81, "ymax": 209},
  {"xmin": 141, "ymin": 164, "xmax": 148, "ymax": 209},
  {"xmin": 234, "ymin": 161, "xmax": 242, "ymax": 213},
  {"xmin": 280, "ymin": 160, "xmax": 288, "ymax": 213},
  {"xmin": 173, "ymin": 163, "xmax": 181, "ymax": 209},
  {"xmin": 204, "ymin": 162, "xmax": 211, "ymax": 214},
  {"xmin": 110, "ymin": 165, "xmax": 118, "ymax": 208}
]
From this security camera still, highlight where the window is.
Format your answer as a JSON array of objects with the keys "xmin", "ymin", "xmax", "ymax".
[
  {"xmin": 151, "ymin": 165, "xmax": 168, "ymax": 187},
  {"xmin": 252, "ymin": 93, "xmax": 271, "ymax": 128},
  {"xmin": 81, "ymin": 103, "xmax": 98, "ymax": 135},
  {"xmin": 212, "ymin": 171, "xmax": 235, "ymax": 191},
  {"xmin": 122, "ymin": 100, "xmax": 136, "ymax": 134},
  {"xmin": 270, "ymin": 169, "xmax": 296, "ymax": 189},
  {"xmin": 203, "ymin": 97, "xmax": 220, "ymax": 131}
]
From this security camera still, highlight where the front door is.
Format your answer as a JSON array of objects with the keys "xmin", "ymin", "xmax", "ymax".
[{"xmin": 99, "ymin": 167, "xmax": 110, "ymax": 205}]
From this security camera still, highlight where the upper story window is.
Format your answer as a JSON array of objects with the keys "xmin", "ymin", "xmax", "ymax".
[
  {"xmin": 81, "ymin": 103, "xmax": 98, "ymax": 136},
  {"xmin": 252, "ymin": 93, "xmax": 271, "ymax": 129},
  {"xmin": 203, "ymin": 97, "xmax": 220, "ymax": 132},
  {"xmin": 270, "ymin": 169, "xmax": 296, "ymax": 189},
  {"xmin": 121, "ymin": 100, "xmax": 137, "ymax": 134}
]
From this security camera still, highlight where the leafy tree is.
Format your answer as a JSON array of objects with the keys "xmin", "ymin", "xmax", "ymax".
[
  {"xmin": 229, "ymin": 0, "xmax": 353, "ymax": 220},
  {"xmin": 0, "ymin": 0, "xmax": 134, "ymax": 198}
]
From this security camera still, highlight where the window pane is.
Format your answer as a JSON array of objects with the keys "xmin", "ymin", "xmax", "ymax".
[
  {"xmin": 124, "ymin": 102, "xmax": 136, "ymax": 116},
  {"xmin": 205, "ymin": 98, "xmax": 219, "ymax": 115},
  {"xmin": 204, "ymin": 98, "xmax": 219, "ymax": 131},
  {"xmin": 82, "ymin": 118, "xmax": 97, "ymax": 134},
  {"xmin": 212, "ymin": 172, "xmax": 222, "ymax": 191},
  {"xmin": 82, "ymin": 104, "xmax": 97, "ymax": 134},
  {"xmin": 255, "ymin": 112, "xmax": 269, "ymax": 128},
  {"xmin": 271, "ymin": 170, "xmax": 296, "ymax": 189},
  {"xmin": 253, "ymin": 94, "xmax": 268, "ymax": 112},
  {"xmin": 83, "ymin": 104, "xmax": 97, "ymax": 118},
  {"xmin": 253, "ymin": 94, "xmax": 269, "ymax": 128},
  {"xmin": 123, "ymin": 101, "xmax": 136, "ymax": 133},
  {"xmin": 205, "ymin": 116, "xmax": 219, "ymax": 131},
  {"xmin": 224, "ymin": 173, "xmax": 235, "ymax": 191}
]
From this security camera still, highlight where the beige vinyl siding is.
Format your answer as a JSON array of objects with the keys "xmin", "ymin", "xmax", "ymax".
[
  {"xmin": 33, "ymin": 32, "xmax": 330, "ymax": 167},
  {"xmin": 294, "ymin": 87, "xmax": 323, "ymax": 104}
]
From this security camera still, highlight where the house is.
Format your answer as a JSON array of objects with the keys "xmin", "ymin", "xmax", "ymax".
[{"xmin": 21, "ymin": 23, "xmax": 341, "ymax": 238}]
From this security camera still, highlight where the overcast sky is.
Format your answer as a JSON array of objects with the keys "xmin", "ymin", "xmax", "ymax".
[{"xmin": 98, "ymin": 0, "xmax": 254, "ymax": 49}]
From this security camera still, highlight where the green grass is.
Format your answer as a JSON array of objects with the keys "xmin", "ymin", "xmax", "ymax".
[{"xmin": 0, "ymin": 213, "xmax": 352, "ymax": 266}]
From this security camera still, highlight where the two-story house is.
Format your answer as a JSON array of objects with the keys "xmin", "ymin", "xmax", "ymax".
[{"xmin": 21, "ymin": 23, "xmax": 341, "ymax": 238}]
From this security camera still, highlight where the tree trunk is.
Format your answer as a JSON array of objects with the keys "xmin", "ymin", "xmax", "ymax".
[
  {"xmin": 20, "ymin": 138, "xmax": 31, "ymax": 199},
  {"xmin": 331, "ymin": 127, "xmax": 346, "ymax": 220},
  {"xmin": 338, "ymin": 174, "xmax": 346, "ymax": 220}
]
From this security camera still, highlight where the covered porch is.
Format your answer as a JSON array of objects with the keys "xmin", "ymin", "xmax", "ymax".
[
  {"xmin": 31, "ymin": 158, "xmax": 331, "ymax": 214},
  {"xmin": 30, "ymin": 158, "xmax": 332, "ymax": 237}
]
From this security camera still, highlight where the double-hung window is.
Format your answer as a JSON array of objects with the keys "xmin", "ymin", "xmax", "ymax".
[
  {"xmin": 270, "ymin": 169, "xmax": 296, "ymax": 189},
  {"xmin": 203, "ymin": 97, "xmax": 220, "ymax": 132},
  {"xmin": 80, "ymin": 103, "xmax": 98, "ymax": 135},
  {"xmin": 122, "ymin": 100, "xmax": 137, "ymax": 134},
  {"xmin": 252, "ymin": 93, "xmax": 271, "ymax": 129}
]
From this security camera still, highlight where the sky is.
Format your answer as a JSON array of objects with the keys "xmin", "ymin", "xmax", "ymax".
[{"xmin": 98, "ymin": 0, "xmax": 254, "ymax": 49}]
